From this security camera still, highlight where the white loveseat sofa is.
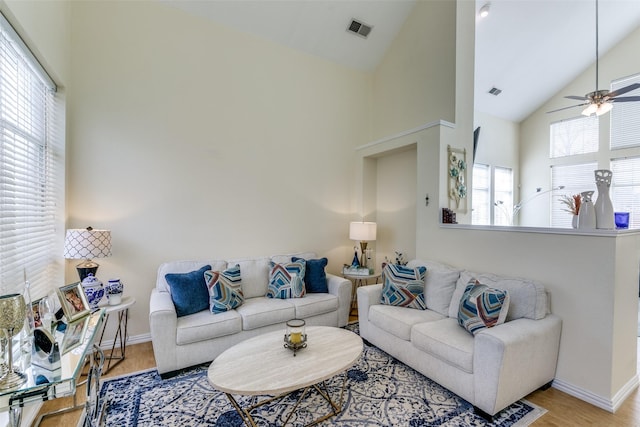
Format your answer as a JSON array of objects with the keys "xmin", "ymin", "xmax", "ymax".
[
  {"xmin": 150, "ymin": 252, "xmax": 351, "ymax": 377},
  {"xmin": 357, "ymin": 259, "xmax": 562, "ymax": 418}
]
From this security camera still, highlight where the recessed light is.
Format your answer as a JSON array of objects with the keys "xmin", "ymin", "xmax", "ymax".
[{"xmin": 479, "ymin": 3, "xmax": 490, "ymax": 18}]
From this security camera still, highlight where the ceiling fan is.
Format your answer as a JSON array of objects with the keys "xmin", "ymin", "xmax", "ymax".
[{"xmin": 548, "ymin": 0, "xmax": 640, "ymax": 116}]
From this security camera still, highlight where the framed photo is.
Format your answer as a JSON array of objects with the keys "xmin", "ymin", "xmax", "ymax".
[
  {"xmin": 31, "ymin": 298, "xmax": 44, "ymax": 329},
  {"xmin": 61, "ymin": 315, "xmax": 89, "ymax": 355},
  {"xmin": 57, "ymin": 283, "xmax": 90, "ymax": 323}
]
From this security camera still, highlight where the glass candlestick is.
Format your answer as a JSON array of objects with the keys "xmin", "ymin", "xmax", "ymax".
[{"xmin": 284, "ymin": 319, "xmax": 307, "ymax": 356}]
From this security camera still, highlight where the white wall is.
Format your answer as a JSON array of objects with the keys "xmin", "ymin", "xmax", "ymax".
[
  {"xmin": 66, "ymin": 1, "xmax": 372, "ymax": 338},
  {"xmin": 520, "ymin": 25, "xmax": 640, "ymax": 227}
]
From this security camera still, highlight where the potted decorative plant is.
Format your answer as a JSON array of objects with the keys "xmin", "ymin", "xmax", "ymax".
[{"xmin": 559, "ymin": 194, "xmax": 581, "ymax": 228}]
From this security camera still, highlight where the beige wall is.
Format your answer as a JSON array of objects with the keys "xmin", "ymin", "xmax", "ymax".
[{"xmin": 66, "ymin": 1, "xmax": 372, "ymax": 338}]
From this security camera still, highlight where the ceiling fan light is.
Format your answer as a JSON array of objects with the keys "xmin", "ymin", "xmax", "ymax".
[
  {"xmin": 596, "ymin": 102, "xmax": 613, "ymax": 116},
  {"xmin": 582, "ymin": 103, "xmax": 598, "ymax": 116}
]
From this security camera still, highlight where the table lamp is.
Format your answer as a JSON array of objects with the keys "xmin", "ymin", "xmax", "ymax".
[
  {"xmin": 63, "ymin": 227, "xmax": 112, "ymax": 281},
  {"xmin": 0, "ymin": 293, "xmax": 26, "ymax": 390},
  {"xmin": 349, "ymin": 221, "xmax": 377, "ymax": 268}
]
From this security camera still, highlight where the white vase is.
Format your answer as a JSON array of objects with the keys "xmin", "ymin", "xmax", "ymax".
[
  {"xmin": 594, "ymin": 169, "xmax": 615, "ymax": 229},
  {"xmin": 578, "ymin": 191, "xmax": 596, "ymax": 229},
  {"xmin": 572, "ymin": 215, "xmax": 578, "ymax": 229}
]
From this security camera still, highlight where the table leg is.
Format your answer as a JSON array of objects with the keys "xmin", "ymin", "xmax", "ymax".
[{"xmin": 97, "ymin": 308, "xmax": 129, "ymax": 374}]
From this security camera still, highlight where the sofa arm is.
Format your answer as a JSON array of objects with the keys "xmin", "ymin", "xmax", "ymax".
[
  {"xmin": 473, "ymin": 314, "xmax": 562, "ymax": 415},
  {"xmin": 356, "ymin": 284, "xmax": 383, "ymax": 339},
  {"xmin": 149, "ymin": 288, "xmax": 179, "ymax": 374},
  {"xmin": 327, "ymin": 273, "xmax": 352, "ymax": 327}
]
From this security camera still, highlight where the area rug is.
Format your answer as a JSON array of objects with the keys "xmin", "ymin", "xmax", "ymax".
[{"xmin": 99, "ymin": 332, "xmax": 546, "ymax": 426}]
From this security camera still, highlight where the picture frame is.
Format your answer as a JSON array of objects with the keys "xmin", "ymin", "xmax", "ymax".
[
  {"xmin": 61, "ymin": 315, "xmax": 89, "ymax": 355},
  {"xmin": 57, "ymin": 282, "xmax": 90, "ymax": 323},
  {"xmin": 31, "ymin": 297, "xmax": 44, "ymax": 329}
]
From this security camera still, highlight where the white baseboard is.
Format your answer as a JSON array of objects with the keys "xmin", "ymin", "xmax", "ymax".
[
  {"xmin": 97, "ymin": 332, "xmax": 151, "ymax": 350},
  {"xmin": 552, "ymin": 374, "xmax": 640, "ymax": 413}
]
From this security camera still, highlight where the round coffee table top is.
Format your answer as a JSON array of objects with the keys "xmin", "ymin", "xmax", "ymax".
[{"xmin": 208, "ymin": 326, "xmax": 363, "ymax": 396}]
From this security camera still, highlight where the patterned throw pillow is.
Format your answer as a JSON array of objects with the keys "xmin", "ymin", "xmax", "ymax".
[
  {"xmin": 205, "ymin": 264, "xmax": 243, "ymax": 314},
  {"xmin": 458, "ymin": 280, "xmax": 510, "ymax": 335},
  {"xmin": 380, "ymin": 264, "xmax": 427, "ymax": 310},
  {"xmin": 266, "ymin": 260, "xmax": 306, "ymax": 299}
]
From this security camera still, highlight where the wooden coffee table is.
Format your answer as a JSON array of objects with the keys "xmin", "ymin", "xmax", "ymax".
[{"xmin": 208, "ymin": 326, "xmax": 363, "ymax": 427}]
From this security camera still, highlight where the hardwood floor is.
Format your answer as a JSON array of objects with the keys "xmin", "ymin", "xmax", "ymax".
[{"xmin": 34, "ymin": 331, "xmax": 640, "ymax": 426}]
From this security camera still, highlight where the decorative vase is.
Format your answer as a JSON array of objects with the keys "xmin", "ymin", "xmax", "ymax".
[
  {"xmin": 571, "ymin": 215, "xmax": 578, "ymax": 229},
  {"xmin": 81, "ymin": 273, "xmax": 104, "ymax": 309},
  {"xmin": 106, "ymin": 278, "xmax": 124, "ymax": 306},
  {"xmin": 594, "ymin": 169, "xmax": 615, "ymax": 229},
  {"xmin": 578, "ymin": 191, "xmax": 596, "ymax": 229}
]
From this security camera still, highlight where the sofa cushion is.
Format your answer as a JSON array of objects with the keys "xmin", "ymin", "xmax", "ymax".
[
  {"xmin": 266, "ymin": 260, "xmax": 306, "ymax": 299},
  {"xmin": 407, "ymin": 259, "xmax": 461, "ymax": 316},
  {"xmin": 380, "ymin": 264, "xmax": 427, "ymax": 310},
  {"xmin": 270, "ymin": 252, "xmax": 317, "ymax": 265},
  {"xmin": 176, "ymin": 309, "xmax": 242, "ymax": 345},
  {"xmin": 227, "ymin": 257, "xmax": 270, "ymax": 299},
  {"xmin": 448, "ymin": 270, "xmax": 548, "ymax": 321},
  {"xmin": 457, "ymin": 280, "xmax": 510, "ymax": 335},
  {"xmin": 412, "ymin": 318, "xmax": 475, "ymax": 374},
  {"xmin": 165, "ymin": 265, "xmax": 211, "ymax": 317},
  {"xmin": 286, "ymin": 293, "xmax": 338, "ymax": 319},
  {"xmin": 157, "ymin": 260, "xmax": 227, "ymax": 293},
  {"xmin": 292, "ymin": 256, "xmax": 328, "ymax": 293},
  {"xmin": 369, "ymin": 304, "xmax": 444, "ymax": 341},
  {"xmin": 236, "ymin": 297, "xmax": 296, "ymax": 330},
  {"xmin": 205, "ymin": 264, "xmax": 244, "ymax": 314}
]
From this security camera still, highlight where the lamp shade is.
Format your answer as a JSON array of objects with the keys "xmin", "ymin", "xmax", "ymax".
[
  {"xmin": 63, "ymin": 228, "xmax": 112, "ymax": 259},
  {"xmin": 349, "ymin": 221, "xmax": 377, "ymax": 241}
]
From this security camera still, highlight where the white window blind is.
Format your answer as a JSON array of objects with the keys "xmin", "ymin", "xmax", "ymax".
[
  {"xmin": 1, "ymin": 13, "xmax": 63, "ymax": 301},
  {"xmin": 494, "ymin": 167, "xmax": 513, "ymax": 226},
  {"xmin": 551, "ymin": 162, "xmax": 597, "ymax": 227},
  {"xmin": 472, "ymin": 163, "xmax": 490, "ymax": 225},
  {"xmin": 550, "ymin": 116, "xmax": 599, "ymax": 158},
  {"xmin": 610, "ymin": 73, "xmax": 640, "ymax": 150},
  {"xmin": 611, "ymin": 156, "xmax": 640, "ymax": 229}
]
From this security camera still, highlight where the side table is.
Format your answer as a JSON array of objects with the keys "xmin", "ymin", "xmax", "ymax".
[
  {"xmin": 343, "ymin": 272, "xmax": 381, "ymax": 316},
  {"xmin": 97, "ymin": 296, "xmax": 136, "ymax": 374}
]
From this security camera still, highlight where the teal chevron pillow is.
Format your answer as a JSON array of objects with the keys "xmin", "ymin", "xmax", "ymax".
[
  {"xmin": 266, "ymin": 260, "xmax": 306, "ymax": 299},
  {"xmin": 380, "ymin": 264, "xmax": 427, "ymax": 310},
  {"xmin": 458, "ymin": 280, "xmax": 510, "ymax": 335},
  {"xmin": 205, "ymin": 264, "xmax": 243, "ymax": 314}
]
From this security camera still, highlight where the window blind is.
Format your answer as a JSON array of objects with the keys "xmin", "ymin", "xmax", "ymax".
[
  {"xmin": 472, "ymin": 163, "xmax": 490, "ymax": 225},
  {"xmin": 551, "ymin": 162, "xmax": 597, "ymax": 227},
  {"xmin": 0, "ymin": 13, "xmax": 63, "ymax": 301},
  {"xmin": 610, "ymin": 73, "xmax": 640, "ymax": 150},
  {"xmin": 494, "ymin": 166, "xmax": 513, "ymax": 226},
  {"xmin": 611, "ymin": 156, "xmax": 640, "ymax": 229},
  {"xmin": 550, "ymin": 116, "xmax": 598, "ymax": 158}
]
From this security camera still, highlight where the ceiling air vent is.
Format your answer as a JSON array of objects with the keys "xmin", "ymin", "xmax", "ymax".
[
  {"xmin": 488, "ymin": 87, "xmax": 502, "ymax": 96},
  {"xmin": 347, "ymin": 19, "xmax": 372, "ymax": 39}
]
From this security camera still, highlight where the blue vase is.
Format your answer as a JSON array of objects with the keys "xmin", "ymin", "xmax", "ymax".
[{"xmin": 81, "ymin": 273, "xmax": 104, "ymax": 309}]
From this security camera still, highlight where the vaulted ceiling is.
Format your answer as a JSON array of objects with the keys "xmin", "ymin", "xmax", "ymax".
[{"xmin": 161, "ymin": 0, "xmax": 640, "ymax": 123}]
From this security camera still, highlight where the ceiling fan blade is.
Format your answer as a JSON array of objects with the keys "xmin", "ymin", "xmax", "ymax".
[
  {"xmin": 607, "ymin": 83, "xmax": 640, "ymax": 98},
  {"xmin": 565, "ymin": 95, "xmax": 588, "ymax": 101},
  {"xmin": 546, "ymin": 103, "xmax": 588, "ymax": 114},
  {"xmin": 611, "ymin": 96, "xmax": 640, "ymax": 103}
]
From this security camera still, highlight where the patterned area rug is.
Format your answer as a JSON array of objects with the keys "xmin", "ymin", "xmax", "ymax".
[{"xmin": 100, "ymin": 329, "xmax": 546, "ymax": 426}]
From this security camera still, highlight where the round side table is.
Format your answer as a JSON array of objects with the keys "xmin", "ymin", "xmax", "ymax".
[
  {"xmin": 97, "ymin": 295, "xmax": 136, "ymax": 374},
  {"xmin": 343, "ymin": 272, "xmax": 381, "ymax": 316}
]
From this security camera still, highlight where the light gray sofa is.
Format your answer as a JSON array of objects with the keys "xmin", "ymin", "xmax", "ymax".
[
  {"xmin": 357, "ymin": 259, "xmax": 562, "ymax": 418},
  {"xmin": 149, "ymin": 252, "xmax": 351, "ymax": 376}
]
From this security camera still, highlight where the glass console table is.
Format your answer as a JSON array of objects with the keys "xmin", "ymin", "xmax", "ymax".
[{"xmin": 0, "ymin": 309, "xmax": 105, "ymax": 427}]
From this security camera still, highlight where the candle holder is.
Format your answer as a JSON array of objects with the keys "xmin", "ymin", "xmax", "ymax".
[
  {"xmin": 283, "ymin": 319, "xmax": 307, "ymax": 356},
  {"xmin": 0, "ymin": 293, "xmax": 27, "ymax": 390}
]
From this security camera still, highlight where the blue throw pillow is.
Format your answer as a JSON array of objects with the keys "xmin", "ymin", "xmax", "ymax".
[
  {"xmin": 165, "ymin": 265, "xmax": 211, "ymax": 317},
  {"xmin": 292, "ymin": 256, "xmax": 328, "ymax": 293}
]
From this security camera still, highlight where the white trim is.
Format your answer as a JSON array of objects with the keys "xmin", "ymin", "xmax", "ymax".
[
  {"xmin": 440, "ymin": 223, "xmax": 640, "ymax": 237},
  {"xmin": 356, "ymin": 120, "xmax": 455, "ymax": 151},
  {"xmin": 551, "ymin": 374, "xmax": 639, "ymax": 413}
]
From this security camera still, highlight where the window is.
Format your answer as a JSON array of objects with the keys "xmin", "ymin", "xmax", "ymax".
[
  {"xmin": 550, "ymin": 162, "xmax": 597, "ymax": 227},
  {"xmin": 610, "ymin": 74, "xmax": 640, "ymax": 150},
  {"xmin": 1, "ymin": 13, "xmax": 63, "ymax": 300},
  {"xmin": 611, "ymin": 157, "xmax": 640, "ymax": 229},
  {"xmin": 472, "ymin": 163, "xmax": 490, "ymax": 225},
  {"xmin": 472, "ymin": 164, "xmax": 513, "ymax": 225},
  {"xmin": 550, "ymin": 116, "xmax": 598, "ymax": 158},
  {"xmin": 494, "ymin": 167, "xmax": 513, "ymax": 226}
]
